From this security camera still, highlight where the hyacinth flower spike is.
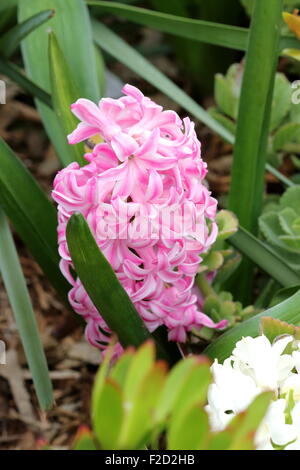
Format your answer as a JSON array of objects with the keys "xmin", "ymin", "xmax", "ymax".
[{"xmin": 52, "ymin": 84, "xmax": 227, "ymax": 355}]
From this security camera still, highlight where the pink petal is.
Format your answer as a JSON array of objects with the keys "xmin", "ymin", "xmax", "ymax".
[
  {"xmin": 68, "ymin": 122, "xmax": 99, "ymax": 144},
  {"xmin": 111, "ymin": 133, "xmax": 139, "ymax": 161}
]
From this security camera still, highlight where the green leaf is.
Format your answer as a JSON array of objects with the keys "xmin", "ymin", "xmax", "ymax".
[
  {"xmin": 91, "ymin": 20, "xmax": 234, "ymax": 144},
  {"xmin": 167, "ymin": 405, "xmax": 209, "ymax": 450},
  {"xmin": 110, "ymin": 349, "xmax": 135, "ymax": 387},
  {"xmin": 213, "ymin": 252, "xmax": 241, "ymax": 286},
  {"xmin": 227, "ymin": 392, "xmax": 273, "ymax": 450},
  {"xmin": 259, "ymin": 187, "xmax": 300, "ymax": 266},
  {"xmin": 171, "ymin": 360, "xmax": 211, "ymax": 425},
  {"xmin": 89, "ymin": 0, "xmax": 248, "ymax": 50},
  {"xmin": 260, "ymin": 211, "xmax": 294, "ymax": 246},
  {"xmin": 0, "ymin": 208, "xmax": 53, "ymax": 410},
  {"xmin": 66, "ymin": 213, "xmax": 173, "ymax": 362},
  {"xmin": 228, "ymin": 226, "xmax": 300, "ymax": 287},
  {"xmin": 280, "ymin": 185, "xmax": 300, "ymax": 216},
  {"xmin": 204, "ymin": 288, "xmax": 300, "ymax": 362},
  {"xmin": 260, "ymin": 316, "xmax": 300, "ymax": 343},
  {"xmin": 122, "ymin": 341, "xmax": 155, "ymax": 401},
  {"xmin": 208, "ymin": 431, "xmax": 232, "ymax": 450},
  {"xmin": 280, "ymin": 234, "xmax": 300, "ymax": 251},
  {"xmin": 265, "ymin": 164, "xmax": 294, "ymax": 187},
  {"xmin": 202, "ymin": 251, "xmax": 224, "ymax": 272},
  {"xmin": 0, "ymin": 138, "xmax": 70, "ymax": 303},
  {"xmin": 48, "ymin": 32, "xmax": 85, "ymax": 165},
  {"xmin": 73, "ymin": 426, "xmax": 97, "ymax": 450},
  {"xmin": 0, "ymin": 58, "xmax": 51, "ymax": 107},
  {"xmin": 118, "ymin": 361, "xmax": 167, "ymax": 449},
  {"xmin": 228, "ymin": 0, "xmax": 284, "ymax": 303},
  {"xmin": 216, "ymin": 210, "xmax": 239, "ymax": 241},
  {"xmin": 91, "ymin": 342, "xmax": 114, "ymax": 416},
  {"xmin": 215, "ymin": 73, "xmax": 239, "ymax": 120},
  {"xmin": 270, "ymin": 285, "xmax": 300, "ymax": 307},
  {"xmin": 93, "ymin": 379, "xmax": 124, "ymax": 450},
  {"xmin": 270, "ymin": 73, "xmax": 292, "ymax": 131},
  {"xmin": 19, "ymin": 0, "xmax": 100, "ymax": 166},
  {"xmin": 0, "ymin": 9, "xmax": 54, "ymax": 59},
  {"xmin": 208, "ymin": 108, "xmax": 236, "ymax": 135},
  {"xmin": 273, "ymin": 123, "xmax": 300, "ymax": 152},
  {"xmin": 87, "ymin": 1, "xmax": 300, "ymax": 53},
  {"xmin": 278, "ymin": 208, "xmax": 298, "ymax": 236},
  {"xmin": 154, "ymin": 356, "xmax": 199, "ymax": 424}
]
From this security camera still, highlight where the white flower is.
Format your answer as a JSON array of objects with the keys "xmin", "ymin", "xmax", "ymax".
[
  {"xmin": 206, "ymin": 334, "xmax": 300, "ymax": 450},
  {"xmin": 256, "ymin": 399, "xmax": 296, "ymax": 450},
  {"xmin": 206, "ymin": 359, "xmax": 260, "ymax": 431},
  {"xmin": 281, "ymin": 373, "xmax": 300, "ymax": 401},
  {"xmin": 285, "ymin": 402, "xmax": 300, "ymax": 450},
  {"xmin": 231, "ymin": 335, "xmax": 294, "ymax": 391}
]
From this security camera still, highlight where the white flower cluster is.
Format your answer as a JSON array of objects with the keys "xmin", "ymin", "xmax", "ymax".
[{"xmin": 206, "ymin": 335, "xmax": 300, "ymax": 450}]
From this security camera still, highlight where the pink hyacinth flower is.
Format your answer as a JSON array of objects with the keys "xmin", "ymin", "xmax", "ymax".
[{"xmin": 52, "ymin": 84, "xmax": 227, "ymax": 355}]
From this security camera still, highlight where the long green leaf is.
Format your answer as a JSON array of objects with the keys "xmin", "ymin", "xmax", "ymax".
[
  {"xmin": 19, "ymin": 0, "xmax": 100, "ymax": 166},
  {"xmin": 0, "ymin": 208, "xmax": 53, "ymax": 409},
  {"xmin": 89, "ymin": 0, "xmax": 248, "ymax": 50},
  {"xmin": 92, "ymin": 19, "xmax": 234, "ymax": 143},
  {"xmin": 88, "ymin": 1, "xmax": 300, "ymax": 53},
  {"xmin": 0, "ymin": 58, "xmax": 52, "ymax": 107},
  {"xmin": 66, "ymin": 213, "xmax": 177, "ymax": 363},
  {"xmin": 0, "ymin": 9, "xmax": 54, "ymax": 59},
  {"xmin": 204, "ymin": 288, "xmax": 300, "ymax": 362},
  {"xmin": 228, "ymin": 0, "xmax": 283, "ymax": 303},
  {"xmin": 0, "ymin": 138, "xmax": 69, "ymax": 304},
  {"xmin": 48, "ymin": 32, "xmax": 85, "ymax": 165},
  {"xmin": 228, "ymin": 227, "xmax": 300, "ymax": 287}
]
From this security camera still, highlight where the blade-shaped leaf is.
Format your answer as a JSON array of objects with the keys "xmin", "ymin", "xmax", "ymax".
[
  {"xmin": 88, "ymin": 1, "xmax": 300, "ymax": 53},
  {"xmin": 19, "ymin": 0, "xmax": 101, "ymax": 166},
  {"xmin": 0, "ymin": 58, "xmax": 51, "ymax": 107},
  {"xmin": 66, "ymin": 213, "xmax": 175, "ymax": 363},
  {"xmin": 48, "ymin": 32, "xmax": 85, "ymax": 165},
  {"xmin": 0, "ymin": 9, "xmax": 54, "ymax": 59},
  {"xmin": 0, "ymin": 138, "xmax": 69, "ymax": 303},
  {"xmin": 0, "ymin": 208, "xmax": 53, "ymax": 410},
  {"xmin": 89, "ymin": 0, "xmax": 248, "ymax": 51},
  {"xmin": 228, "ymin": 226, "xmax": 300, "ymax": 287},
  {"xmin": 228, "ymin": 0, "xmax": 284, "ymax": 303},
  {"xmin": 204, "ymin": 288, "xmax": 300, "ymax": 362}
]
